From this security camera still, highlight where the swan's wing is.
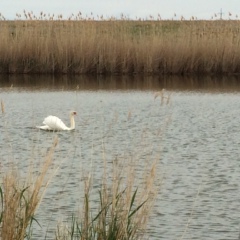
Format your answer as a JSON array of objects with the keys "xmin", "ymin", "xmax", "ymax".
[
  {"xmin": 43, "ymin": 115, "xmax": 68, "ymax": 130},
  {"xmin": 36, "ymin": 125, "xmax": 52, "ymax": 130}
]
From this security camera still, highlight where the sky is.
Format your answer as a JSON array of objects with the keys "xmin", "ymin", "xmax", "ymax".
[{"xmin": 1, "ymin": 0, "xmax": 240, "ymax": 20}]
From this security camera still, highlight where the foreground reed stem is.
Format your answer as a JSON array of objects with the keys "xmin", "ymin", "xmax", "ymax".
[{"xmin": 0, "ymin": 137, "xmax": 58, "ymax": 240}]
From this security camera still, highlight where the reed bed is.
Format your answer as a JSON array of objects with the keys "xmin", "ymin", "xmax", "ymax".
[{"xmin": 1, "ymin": 19, "xmax": 240, "ymax": 74}]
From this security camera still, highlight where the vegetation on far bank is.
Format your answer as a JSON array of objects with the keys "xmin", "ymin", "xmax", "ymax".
[{"xmin": 1, "ymin": 18, "xmax": 240, "ymax": 74}]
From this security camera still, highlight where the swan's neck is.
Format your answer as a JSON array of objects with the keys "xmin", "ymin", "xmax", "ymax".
[{"xmin": 69, "ymin": 114, "xmax": 75, "ymax": 130}]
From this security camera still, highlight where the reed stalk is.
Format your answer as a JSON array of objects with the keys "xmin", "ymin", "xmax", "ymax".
[
  {"xmin": 1, "ymin": 100, "xmax": 4, "ymax": 114},
  {"xmin": 55, "ymin": 151, "xmax": 160, "ymax": 239},
  {"xmin": 0, "ymin": 137, "xmax": 58, "ymax": 240}
]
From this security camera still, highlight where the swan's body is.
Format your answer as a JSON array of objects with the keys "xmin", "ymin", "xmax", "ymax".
[{"xmin": 37, "ymin": 111, "xmax": 77, "ymax": 131}]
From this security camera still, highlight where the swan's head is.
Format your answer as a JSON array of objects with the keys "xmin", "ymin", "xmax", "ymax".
[{"xmin": 71, "ymin": 111, "xmax": 77, "ymax": 116}]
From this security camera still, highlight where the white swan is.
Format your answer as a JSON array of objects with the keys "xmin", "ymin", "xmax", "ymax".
[{"xmin": 37, "ymin": 111, "xmax": 77, "ymax": 131}]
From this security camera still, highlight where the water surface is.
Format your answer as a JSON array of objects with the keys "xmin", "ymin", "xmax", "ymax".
[{"xmin": 0, "ymin": 74, "xmax": 240, "ymax": 239}]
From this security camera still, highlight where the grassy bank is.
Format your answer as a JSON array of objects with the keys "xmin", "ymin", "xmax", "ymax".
[{"xmin": 1, "ymin": 20, "xmax": 240, "ymax": 74}]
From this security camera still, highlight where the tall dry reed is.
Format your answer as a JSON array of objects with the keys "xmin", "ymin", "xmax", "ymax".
[
  {"xmin": 0, "ymin": 137, "xmax": 58, "ymax": 240},
  {"xmin": 55, "ymin": 152, "xmax": 160, "ymax": 240},
  {"xmin": 1, "ymin": 20, "xmax": 240, "ymax": 74}
]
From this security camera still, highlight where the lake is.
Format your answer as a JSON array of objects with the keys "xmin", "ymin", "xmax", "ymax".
[{"xmin": 0, "ymin": 74, "xmax": 240, "ymax": 239}]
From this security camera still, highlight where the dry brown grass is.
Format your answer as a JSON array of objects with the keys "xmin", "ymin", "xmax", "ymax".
[
  {"xmin": 0, "ymin": 137, "xmax": 58, "ymax": 240},
  {"xmin": 56, "ymin": 151, "xmax": 160, "ymax": 240},
  {"xmin": 0, "ymin": 19, "xmax": 240, "ymax": 74}
]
